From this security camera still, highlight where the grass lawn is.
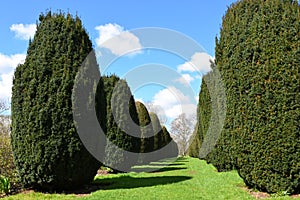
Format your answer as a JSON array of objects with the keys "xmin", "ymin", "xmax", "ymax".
[{"xmin": 3, "ymin": 157, "xmax": 299, "ymax": 200}]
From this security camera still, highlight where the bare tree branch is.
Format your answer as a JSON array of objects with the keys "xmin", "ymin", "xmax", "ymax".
[
  {"xmin": 0, "ymin": 99, "xmax": 11, "ymax": 136},
  {"xmin": 170, "ymin": 113, "xmax": 196, "ymax": 156},
  {"xmin": 0, "ymin": 115, "xmax": 11, "ymax": 136},
  {"xmin": 0, "ymin": 99, "xmax": 10, "ymax": 115},
  {"xmin": 144, "ymin": 101, "xmax": 168, "ymax": 125}
]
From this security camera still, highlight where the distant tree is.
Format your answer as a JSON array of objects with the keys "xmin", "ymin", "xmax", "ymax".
[
  {"xmin": 161, "ymin": 126, "xmax": 172, "ymax": 146},
  {"xmin": 145, "ymin": 102, "xmax": 168, "ymax": 125},
  {"xmin": 156, "ymin": 125, "xmax": 178, "ymax": 161},
  {"xmin": 0, "ymin": 99, "xmax": 15, "ymax": 182},
  {"xmin": 101, "ymin": 75, "xmax": 141, "ymax": 172},
  {"xmin": 170, "ymin": 113, "xmax": 195, "ymax": 156},
  {"xmin": 187, "ymin": 62, "xmax": 213, "ymax": 158},
  {"xmin": 0, "ymin": 116, "xmax": 11, "ymax": 136},
  {"xmin": 144, "ymin": 112, "xmax": 178, "ymax": 162},
  {"xmin": 187, "ymin": 128, "xmax": 201, "ymax": 158},
  {"xmin": 149, "ymin": 112, "xmax": 163, "ymax": 151},
  {"xmin": 135, "ymin": 101, "xmax": 154, "ymax": 154},
  {"xmin": 0, "ymin": 99, "xmax": 9, "ymax": 115},
  {"xmin": 0, "ymin": 99, "xmax": 11, "ymax": 136},
  {"xmin": 0, "ymin": 117, "xmax": 16, "ymax": 184}
]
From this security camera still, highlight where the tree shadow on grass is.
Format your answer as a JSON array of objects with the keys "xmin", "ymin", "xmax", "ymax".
[
  {"xmin": 94, "ymin": 175, "xmax": 192, "ymax": 190},
  {"xmin": 153, "ymin": 167, "xmax": 187, "ymax": 173},
  {"xmin": 16, "ymin": 175, "xmax": 192, "ymax": 196},
  {"xmin": 145, "ymin": 161, "xmax": 185, "ymax": 166},
  {"xmin": 132, "ymin": 166, "xmax": 187, "ymax": 173},
  {"xmin": 58, "ymin": 170, "xmax": 190, "ymax": 195}
]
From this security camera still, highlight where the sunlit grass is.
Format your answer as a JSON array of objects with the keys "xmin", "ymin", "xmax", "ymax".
[{"xmin": 3, "ymin": 157, "xmax": 299, "ymax": 200}]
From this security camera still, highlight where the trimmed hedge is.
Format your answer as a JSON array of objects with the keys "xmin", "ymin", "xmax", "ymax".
[
  {"xmin": 210, "ymin": 0, "xmax": 300, "ymax": 193},
  {"xmin": 147, "ymin": 112, "xmax": 178, "ymax": 161},
  {"xmin": 11, "ymin": 12, "xmax": 102, "ymax": 191},
  {"xmin": 187, "ymin": 76, "xmax": 211, "ymax": 158},
  {"xmin": 135, "ymin": 101, "xmax": 154, "ymax": 154},
  {"xmin": 161, "ymin": 126, "xmax": 173, "ymax": 147},
  {"xmin": 149, "ymin": 112, "xmax": 163, "ymax": 151},
  {"xmin": 101, "ymin": 75, "xmax": 141, "ymax": 171}
]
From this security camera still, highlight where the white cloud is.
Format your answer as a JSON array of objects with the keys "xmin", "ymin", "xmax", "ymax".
[
  {"xmin": 95, "ymin": 23, "xmax": 124, "ymax": 45},
  {"xmin": 0, "ymin": 71, "xmax": 14, "ymax": 100},
  {"xmin": 177, "ymin": 52, "xmax": 212, "ymax": 74},
  {"xmin": 195, "ymin": 74, "xmax": 202, "ymax": 79},
  {"xmin": 0, "ymin": 53, "xmax": 26, "ymax": 100},
  {"xmin": 0, "ymin": 53, "xmax": 26, "ymax": 74},
  {"xmin": 195, "ymin": 95, "xmax": 199, "ymax": 102},
  {"xmin": 152, "ymin": 86, "xmax": 194, "ymax": 119},
  {"xmin": 153, "ymin": 86, "xmax": 189, "ymax": 108},
  {"xmin": 174, "ymin": 74, "xmax": 194, "ymax": 86},
  {"xmin": 95, "ymin": 23, "xmax": 142, "ymax": 56},
  {"xmin": 166, "ymin": 104, "xmax": 197, "ymax": 119},
  {"xmin": 10, "ymin": 24, "xmax": 36, "ymax": 40}
]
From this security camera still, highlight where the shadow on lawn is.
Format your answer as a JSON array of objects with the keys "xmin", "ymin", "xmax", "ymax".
[
  {"xmin": 94, "ymin": 175, "xmax": 192, "ymax": 190},
  {"xmin": 147, "ymin": 163, "xmax": 185, "ymax": 167},
  {"xmin": 132, "ymin": 166, "xmax": 187, "ymax": 173}
]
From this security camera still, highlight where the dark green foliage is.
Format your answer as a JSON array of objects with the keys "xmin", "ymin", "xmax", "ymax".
[
  {"xmin": 197, "ymin": 82, "xmax": 211, "ymax": 151},
  {"xmin": 149, "ymin": 112, "xmax": 163, "ymax": 151},
  {"xmin": 187, "ymin": 79, "xmax": 211, "ymax": 158},
  {"xmin": 187, "ymin": 131, "xmax": 200, "ymax": 158},
  {"xmin": 190, "ymin": 62, "xmax": 232, "ymax": 171},
  {"xmin": 160, "ymin": 126, "xmax": 179, "ymax": 160},
  {"xmin": 11, "ymin": 12, "xmax": 102, "ymax": 191},
  {"xmin": 187, "ymin": 122, "xmax": 200, "ymax": 158},
  {"xmin": 209, "ymin": 0, "xmax": 300, "ymax": 193},
  {"xmin": 135, "ymin": 101, "xmax": 154, "ymax": 154},
  {"xmin": 161, "ymin": 126, "xmax": 172, "ymax": 146},
  {"xmin": 101, "ymin": 75, "xmax": 141, "ymax": 171},
  {"xmin": 146, "ymin": 113, "xmax": 178, "ymax": 161},
  {"xmin": 187, "ymin": 60, "xmax": 226, "ymax": 162},
  {"xmin": 135, "ymin": 103, "xmax": 176, "ymax": 164},
  {"xmin": 0, "ymin": 175, "xmax": 11, "ymax": 195}
]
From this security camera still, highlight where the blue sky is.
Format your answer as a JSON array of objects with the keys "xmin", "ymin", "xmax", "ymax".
[
  {"xmin": 0, "ymin": 0, "xmax": 236, "ymax": 125},
  {"xmin": 1, "ymin": 0, "xmax": 236, "ymax": 55}
]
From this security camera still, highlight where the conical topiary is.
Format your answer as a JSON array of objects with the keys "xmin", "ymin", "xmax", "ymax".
[{"xmin": 11, "ymin": 11, "xmax": 102, "ymax": 191}]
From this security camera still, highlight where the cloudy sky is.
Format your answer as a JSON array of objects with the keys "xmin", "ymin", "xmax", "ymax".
[{"xmin": 0, "ymin": 0, "xmax": 236, "ymax": 125}]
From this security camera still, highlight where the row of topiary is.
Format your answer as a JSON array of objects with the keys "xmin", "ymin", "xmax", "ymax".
[
  {"xmin": 188, "ymin": 0, "xmax": 300, "ymax": 194},
  {"xmin": 11, "ymin": 11, "xmax": 177, "ymax": 191}
]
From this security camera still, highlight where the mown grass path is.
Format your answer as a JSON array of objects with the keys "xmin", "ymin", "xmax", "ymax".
[{"xmin": 4, "ymin": 157, "xmax": 298, "ymax": 199}]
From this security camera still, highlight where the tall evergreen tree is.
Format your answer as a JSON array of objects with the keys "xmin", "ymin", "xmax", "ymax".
[
  {"xmin": 156, "ymin": 125, "xmax": 178, "ymax": 161},
  {"xmin": 208, "ymin": 0, "xmax": 300, "ymax": 193},
  {"xmin": 147, "ymin": 112, "xmax": 180, "ymax": 161},
  {"xmin": 187, "ymin": 128, "xmax": 201, "ymax": 158},
  {"xmin": 187, "ymin": 61, "xmax": 230, "ymax": 169},
  {"xmin": 101, "ymin": 75, "xmax": 141, "ymax": 172},
  {"xmin": 187, "ymin": 61, "xmax": 225, "ymax": 160},
  {"xmin": 135, "ymin": 101, "xmax": 154, "ymax": 153},
  {"xmin": 11, "ymin": 12, "xmax": 103, "ymax": 190},
  {"xmin": 161, "ymin": 126, "xmax": 172, "ymax": 146},
  {"xmin": 149, "ymin": 112, "xmax": 163, "ymax": 151}
]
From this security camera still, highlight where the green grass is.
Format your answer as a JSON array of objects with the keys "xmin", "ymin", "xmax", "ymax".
[{"xmin": 3, "ymin": 157, "xmax": 299, "ymax": 200}]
